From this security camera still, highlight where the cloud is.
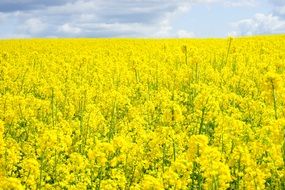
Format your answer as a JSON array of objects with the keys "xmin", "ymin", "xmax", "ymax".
[
  {"xmin": 194, "ymin": 0, "xmax": 257, "ymax": 7},
  {"xmin": 230, "ymin": 13, "xmax": 285, "ymax": 36},
  {"xmin": 269, "ymin": 0, "xmax": 285, "ymax": 17},
  {"xmin": 0, "ymin": 12, "xmax": 7, "ymax": 23},
  {"xmin": 46, "ymin": 0, "xmax": 192, "ymax": 25},
  {"xmin": 0, "ymin": 0, "xmax": 261, "ymax": 38},
  {"xmin": 229, "ymin": 0, "xmax": 285, "ymax": 36},
  {"xmin": 177, "ymin": 30, "xmax": 195, "ymax": 38},
  {"xmin": 20, "ymin": 18, "xmax": 47, "ymax": 35},
  {"xmin": 270, "ymin": 0, "xmax": 285, "ymax": 6},
  {"xmin": 276, "ymin": 7, "xmax": 285, "ymax": 16},
  {"xmin": 0, "ymin": 0, "xmax": 195, "ymax": 38},
  {"xmin": 0, "ymin": 0, "xmax": 76, "ymax": 12},
  {"xmin": 58, "ymin": 23, "xmax": 81, "ymax": 35},
  {"xmin": 223, "ymin": 0, "xmax": 257, "ymax": 7}
]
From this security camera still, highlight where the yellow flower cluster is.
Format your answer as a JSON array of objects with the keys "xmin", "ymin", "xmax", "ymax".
[{"xmin": 0, "ymin": 35, "xmax": 285, "ymax": 189}]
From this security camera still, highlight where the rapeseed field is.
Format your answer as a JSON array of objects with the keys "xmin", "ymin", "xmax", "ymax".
[{"xmin": 0, "ymin": 36, "xmax": 285, "ymax": 189}]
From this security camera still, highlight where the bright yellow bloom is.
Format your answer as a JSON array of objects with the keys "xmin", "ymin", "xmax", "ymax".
[{"xmin": 0, "ymin": 35, "xmax": 285, "ymax": 189}]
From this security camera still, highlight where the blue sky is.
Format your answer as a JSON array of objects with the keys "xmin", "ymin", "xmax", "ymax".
[{"xmin": 0, "ymin": 0, "xmax": 285, "ymax": 38}]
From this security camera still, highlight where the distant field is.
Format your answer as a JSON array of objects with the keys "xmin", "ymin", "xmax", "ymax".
[{"xmin": 0, "ymin": 36, "xmax": 285, "ymax": 189}]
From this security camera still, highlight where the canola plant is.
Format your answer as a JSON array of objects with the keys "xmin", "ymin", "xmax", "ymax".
[{"xmin": 0, "ymin": 36, "xmax": 285, "ymax": 189}]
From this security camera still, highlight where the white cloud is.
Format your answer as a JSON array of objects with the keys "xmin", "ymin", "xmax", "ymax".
[
  {"xmin": 267, "ymin": 0, "xmax": 285, "ymax": 17},
  {"xmin": 21, "ymin": 18, "xmax": 47, "ymax": 34},
  {"xmin": 47, "ymin": 0, "xmax": 97, "ymax": 14},
  {"xmin": 0, "ymin": 0, "xmax": 195, "ymax": 38},
  {"xmin": 227, "ymin": 31, "xmax": 238, "ymax": 37},
  {"xmin": 0, "ymin": 32, "xmax": 31, "ymax": 39},
  {"xmin": 270, "ymin": 0, "xmax": 285, "ymax": 6},
  {"xmin": 230, "ymin": 13, "xmax": 285, "ymax": 36},
  {"xmin": 0, "ymin": 13, "xmax": 6, "ymax": 22},
  {"xmin": 223, "ymin": 0, "xmax": 256, "ymax": 7},
  {"xmin": 177, "ymin": 30, "xmax": 195, "ymax": 38},
  {"xmin": 47, "ymin": 0, "xmax": 197, "ymax": 37},
  {"xmin": 228, "ymin": 0, "xmax": 285, "ymax": 37},
  {"xmin": 192, "ymin": 0, "xmax": 257, "ymax": 7},
  {"xmin": 0, "ymin": 0, "xmax": 268, "ymax": 38},
  {"xmin": 277, "ymin": 6, "xmax": 285, "ymax": 15},
  {"xmin": 153, "ymin": 25, "xmax": 173, "ymax": 37},
  {"xmin": 58, "ymin": 23, "xmax": 81, "ymax": 34}
]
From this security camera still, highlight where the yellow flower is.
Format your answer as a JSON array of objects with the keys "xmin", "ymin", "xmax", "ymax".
[
  {"xmin": 141, "ymin": 175, "xmax": 164, "ymax": 190},
  {"xmin": 0, "ymin": 177, "xmax": 24, "ymax": 190},
  {"xmin": 1, "ymin": 36, "xmax": 285, "ymax": 189}
]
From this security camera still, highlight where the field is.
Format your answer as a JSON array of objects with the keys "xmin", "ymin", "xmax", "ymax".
[{"xmin": 0, "ymin": 36, "xmax": 285, "ymax": 189}]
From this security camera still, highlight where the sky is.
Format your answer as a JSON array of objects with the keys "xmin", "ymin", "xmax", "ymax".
[{"xmin": 0, "ymin": 0, "xmax": 285, "ymax": 38}]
